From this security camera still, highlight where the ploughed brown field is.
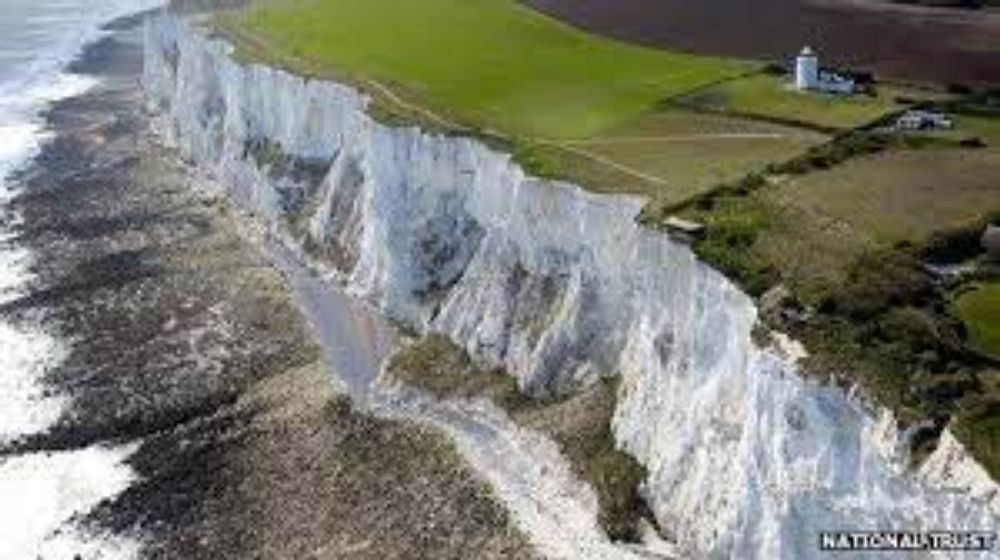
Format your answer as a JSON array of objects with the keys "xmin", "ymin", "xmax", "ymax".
[{"xmin": 522, "ymin": 0, "xmax": 1000, "ymax": 86}]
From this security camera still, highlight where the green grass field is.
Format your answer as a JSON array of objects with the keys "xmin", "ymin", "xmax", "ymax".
[
  {"xmin": 956, "ymin": 282, "xmax": 1000, "ymax": 359},
  {"xmin": 679, "ymin": 74, "xmax": 902, "ymax": 131},
  {"xmin": 229, "ymin": 0, "xmax": 745, "ymax": 140},
  {"xmin": 771, "ymin": 149, "xmax": 1000, "ymax": 242},
  {"xmin": 925, "ymin": 113, "xmax": 1000, "ymax": 145},
  {"xmin": 744, "ymin": 147, "xmax": 1000, "ymax": 299},
  {"xmin": 672, "ymin": 142, "xmax": 1000, "ymax": 306},
  {"xmin": 520, "ymin": 108, "xmax": 826, "ymax": 204},
  {"xmin": 223, "ymin": 0, "xmax": 826, "ymax": 205}
]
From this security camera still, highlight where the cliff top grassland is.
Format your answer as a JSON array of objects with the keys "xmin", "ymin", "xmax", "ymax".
[
  {"xmin": 217, "ymin": 0, "xmax": 853, "ymax": 206},
  {"xmin": 217, "ymin": 1, "xmax": 942, "ymax": 206},
  {"xmin": 222, "ymin": 0, "xmax": 743, "ymax": 140},
  {"xmin": 957, "ymin": 282, "xmax": 1000, "ymax": 358}
]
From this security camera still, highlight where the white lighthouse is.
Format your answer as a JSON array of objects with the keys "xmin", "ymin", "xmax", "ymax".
[
  {"xmin": 795, "ymin": 46, "xmax": 819, "ymax": 91},
  {"xmin": 792, "ymin": 46, "xmax": 856, "ymax": 94}
]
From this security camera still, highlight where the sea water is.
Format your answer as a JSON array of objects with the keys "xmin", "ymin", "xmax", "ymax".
[{"xmin": 0, "ymin": 2, "xmax": 160, "ymax": 558}]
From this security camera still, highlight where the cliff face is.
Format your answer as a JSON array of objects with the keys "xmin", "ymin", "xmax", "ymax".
[{"xmin": 143, "ymin": 14, "xmax": 1000, "ymax": 559}]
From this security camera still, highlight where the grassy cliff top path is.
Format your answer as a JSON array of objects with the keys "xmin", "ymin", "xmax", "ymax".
[{"xmin": 223, "ymin": 0, "xmax": 746, "ymax": 140}]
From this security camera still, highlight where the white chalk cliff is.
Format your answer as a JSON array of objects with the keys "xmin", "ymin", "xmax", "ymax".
[{"xmin": 143, "ymin": 14, "xmax": 1000, "ymax": 559}]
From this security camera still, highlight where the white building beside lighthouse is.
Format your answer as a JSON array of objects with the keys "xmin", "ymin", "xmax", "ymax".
[{"xmin": 794, "ymin": 46, "xmax": 855, "ymax": 95}]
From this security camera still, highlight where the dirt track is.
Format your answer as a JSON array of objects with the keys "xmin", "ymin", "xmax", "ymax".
[{"xmin": 523, "ymin": 0, "xmax": 1000, "ymax": 86}]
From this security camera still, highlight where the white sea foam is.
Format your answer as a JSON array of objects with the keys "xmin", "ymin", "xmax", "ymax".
[
  {"xmin": 0, "ymin": 83, "xmax": 79, "ymax": 446},
  {"xmin": 0, "ymin": 1, "xmax": 164, "ymax": 558},
  {"xmin": 0, "ymin": 445, "xmax": 140, "ymax": 560},
  {"xmin": 0, "ymin": 323, "xmax": 68, "ymax": 443},
  {"xmin": 0, "ymin": 0, "xmax": 163, "ymax": 187},
  {"xmin": 0, "ymin": 123, "xmax": 43, "ymax": 184}
]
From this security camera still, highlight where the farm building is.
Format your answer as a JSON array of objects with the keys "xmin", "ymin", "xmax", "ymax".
[
  {"xmin": 794, "ymin": 47, "xmax": 855, "ymax": 95},
  {"xmin": 896, "ymin": 110, "xmax": 954, "ymax": 131}
]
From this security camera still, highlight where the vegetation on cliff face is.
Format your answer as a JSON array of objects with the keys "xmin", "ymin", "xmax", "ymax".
[
  {"xmin": 644, "ymin": 94, "xmax": 1000, "ymax": 479},
  {"xmin": 387, "ymin": 335, "xmax": 651, "ymax": 542},
  {"xmin": 956, "ymin": 282, "xmax": 1000, "ymax": 359}
]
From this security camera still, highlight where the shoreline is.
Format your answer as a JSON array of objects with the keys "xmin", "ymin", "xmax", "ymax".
[
  {"xmin": 1, "ymin": 13, "xmax": 537, "ymax": 559},
  {"xmin": 0, "ymin": 4, "xmax": 167, "ymax": 557}
]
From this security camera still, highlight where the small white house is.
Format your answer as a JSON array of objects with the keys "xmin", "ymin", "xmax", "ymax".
[
  {"xmin": 794, "ymin": 46, "xmax": 855, "ymax": 95},
  {"xmin": 896, "ymin": 110, "xmax": 954, "ymax": 131}
]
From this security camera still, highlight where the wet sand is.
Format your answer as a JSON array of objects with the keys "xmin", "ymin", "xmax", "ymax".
[{"xmin": 0, "ymin": 15, "xmax": 534, "ymax": 559}]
